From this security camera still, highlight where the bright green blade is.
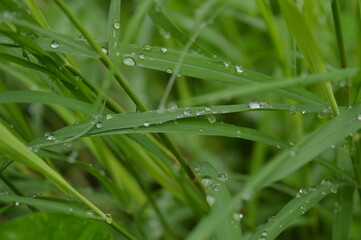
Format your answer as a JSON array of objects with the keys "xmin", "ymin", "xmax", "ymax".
[{"xmin": 0, "ymin": 212, "xmax": 114, "ymax": 240}]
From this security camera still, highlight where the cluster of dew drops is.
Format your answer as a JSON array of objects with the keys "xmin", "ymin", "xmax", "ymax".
[{"xmin": 193, "ymin": 166, "xmax": 243, "ymax": 224}]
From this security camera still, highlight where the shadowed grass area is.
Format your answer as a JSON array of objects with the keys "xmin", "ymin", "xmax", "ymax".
[{"xmin": 0, "ymin": 0, "xmax": 360, "ymax": 239}]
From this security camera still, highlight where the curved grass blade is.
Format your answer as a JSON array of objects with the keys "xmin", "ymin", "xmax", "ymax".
[
  {"xmin": 0, "ymin": 33, "xmax": 326, "ymax": 105},
  {"xmin": 185, "ymin": 103, "xmax": 361, "ymax": 240},
  {"xmin": 191, "ymin": 161, "xmax": 242, "ymax": 240},
  {"xmin": 249, "ymin": 181, "xmax": 347, "ymax": 240},
  {"xmin": 0, "ymin": 91, "xmax": 106, "ymax": 115},
  {"xmin": 0, "ymin": 212, "xmax": 114, "ymax": 240},
  {"xmin": 279, "ymin": 0, "xmax": 339, "ymax": 114},
  {"xmin": 0, "ymin": 195, "xmax": 103, "ymax": 219},
  {"xmin": 27, "ymin": 104, "xmax": 330, "ymax": 148}
]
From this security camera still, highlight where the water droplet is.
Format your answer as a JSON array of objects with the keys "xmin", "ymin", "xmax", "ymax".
[
  {"xmin": 330, "ymin": 186, "xmax": 338, "ymax": 193},
  {"xmin": 50, "ymin": 40, "xmax": 60, "ymax": 49},
  {"xmin": 166, "ymin": 68, "xmax": 173, "ymax": 74},
  {"xmin": 46, "ymin": 133, "xmax": 56, "ymax": 141},
  {"xmin": 69, "ymin": 208, "xmax": 74, "ymax": 212},
  {"xmin": 183, "ymin": 108, "xmax": 191, "ymax": 116},
  {"xmin": 201, "ymin": 175, "xmax": 212, "ymax": 187},
  {"xmin": 317, "ymin": 112, "xmax": 325, "ymax": 119},
  {"xmin": 28, "ymin": 146, "xmax": 39, "ymax": 152},
  {"xmin": 64, "ymin": 141, "xmax": 72, "ymax": 148},
  {"xmin": 206, "ymin": 195, "xmax": 215, "ymax": 206},
  {"xmin": 223, "ymin": 61, "xmax": 231, "ymax": 68},
  {"xmin": 233, "ymin": 213, "xmax": 243, "ymax": 221},
  {"xmin": 86, "ymin": 210, "xmax": 95, "ymax": 217},
  {"xmin": 161, "ymin": 47, "xmax": 168, "ymax": 53},
  {"xmin": 15, "ymin": 202, "xmax": 20, "ymax": 206},
  {"xmin": 236, "ymin": 130, "xmax": 241, "ymax": 137},
  {"xmin": 301, "ymin": 110, "xmax": 307, "ymax": 114},
  {"xmin": 196, "ymin": 110, "xmax": 205, "ymax": 115},
  {"xmin": 213, "ymin": 183, "xmax": 221, "ymax": 192},
  {"xmin": 143, "ymin": 121, "xmax": 150, "ymax": 127},
  {"xmin": 176, "ymin": 72, "xmax": 182, "ymax": 77},
  {"xmin": 194, "ymin": 166, "xmax": 200, "ymax": 172},
  {"xmin": 96, "ymin": 122, "xmax": 103, "ymax": 128},
  {"xmin": 199, "ymin": 128, "xmax": 204, "ymax": 132},
  {"xmin": 300, "ymin": 205, "xmax": 306, "ymax": 214},
  {"xmin": 289, "ymin": 105, "xmax": 296, "ymax": 115},
  {"xmin": 114, "ymin": 22, "xmax": 120, "ymax": 29},
  {"xmin": 122, "ymin": 57, "xmax": 136, "ymax": 66},
  {"xmin": 261, "ymin": 231, "xmax": 268, "ymax": 237},
  {"xmin": 101, "ymin": 47, "xmax": 108, "ymax": 54},
  {"xmin": 208, "ymin": 116, "xmax": 216, "ymax": 123},
  {"xmin": 205, "ymin": 106, "xmax": 212, "ymax": 112},
  {"xmin": 299, "ymin": 188, "xmax": 308, "ymax": 194},
  {"xmin": 217, "ymin": 172, "xmax": 228, "ymax": 182},
  {"xmin": 321, "ymin": 179, "xmax": 332, "ymax": 186},
  {"xmin": 105, "ymin": 214, "xmax": 113, "ymax": 224},
  {"xmin": 235, "ymin": 65, "xmax": 244, "ymax": 73},
  {"xmin": 106, "ymin": 114, "xmax": 113, "ymax": 120},
  {"xmin": 139, "ymin": 53, "xmax": 145, "ymax": 59},
  {"xmin": 143, "ymin": 44, "xmax": 151, "ymax": 51},
  {"xmin": 248, "ymin": 101, "xmax": 260, "ymax": 109},
  {"xmin": 357, "ymin": 114, "xmax": 361, "ymax": 121}
]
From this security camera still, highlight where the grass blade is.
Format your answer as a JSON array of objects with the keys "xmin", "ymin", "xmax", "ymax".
[{"xmin": 279, "ymin": 0, "xmax": 340, "ymax": 114}]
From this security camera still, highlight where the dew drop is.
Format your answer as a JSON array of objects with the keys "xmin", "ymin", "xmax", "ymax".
[
  {"xmin": 143, "ymin": 44, "xmax": 151, "ymax": 51},
  {"xmin": 106, "ymin": 114, "xmax": 113, "ymax": 120},
  {"xmin": 205, "ymin": 106, "xmax": 212, "ymax": 112},
  {"xmin": 50, "ymin": 40, "xmax": 60, "ymax": 49},
  {"xmin": 289, "ymin": 105, "xmax": 296, "ymax": 115},
  {"xmin": 122, "ymin": 57, "xmax": 136, "ymax": 66},
  {"xmin": 28, "ymin": 146, "xmax": 39, "ymax": 152},
  {"xmin": 46, "ymin": 133, "xmax": 56, "ymax": 141},
  {"xmin": 217, "ymin": 172, "xmax": 228, "ymax": 182},
  {"xmin": 101, "ymin": 47, "xmax": 108, "ymax": 54},
  {"xmin": 69, "ymin": 208, "xmax": 74, "ymax": 212},
  {"xmin": 15, "ymin": 202, "xmax": 20, "ymax": 206},
  {"xmin": 176, "ymin": 72, "xmax": 182, "ymax": 77},
  {"xmin": 139, "ymin": 53, "xmax": 145, "ymax": 59},
  {"xmin": 183, "ymin": 108, "xmax": 191, "ymax": 116},
  {"xmin": 96, "ymin": 122, "xmax": 103, "ymax": 129},
  {"xmin": 261, "ymin": 231, "xmax": 268, "ymax": 237},
  {"xmin": 235, "ymin": 65, "xmax": 244, "ymax": 73},
  {"xmin": 357, "ymin": 114, "xmax": 361, "ymax": 121},
  {"xmin": 330, "ymin": 186, "xmax": 338, "ymax": 193},
  {"xmin": 233, "ymin": 213, "xmax": 243, "ymax": 221},
  {"xmin": 236, "ymin": 130, "xmax": 241, "ymax": 137},
  {"xmin": 248, "ymin": 101, "xmax": 261, "ymax": 109},
  {"xmin": 86, "ymin": 210, "xmax": 94, "ymax": 217},
  {"xmin": 161, "ymin": 47, "xmax": 168, "ymax": 53},
  {"xmin": 165, "ymin": 68, "xmax": 173, "ymax": 74},
  {"xmin": 206, "ymin": 195, "xmax": 215, "ymax": 206},
  {"xmin": 213, "ymin": 183, "xmax": 221, "ymax": 192},
  {"xmin": 105, "ymin": 214, "xmax": 113, "ymax": 224},
  {"xmin": 199, "ymin": 128, "xmax": 204, "ymax": 132},
  {"xmin": 201, "ymin": 175, "xmax": 212, "ymax": 187},
  {"xmin": 208, "ymin": 116, "xmax": 216, "ymax": 123},
  {"xmin": 143, "ymin": 121, "xmax": 150, "ymax": 127},
  {"xmin": 113, "ymin": 22, "xmax": 120, "ymax": 29}
]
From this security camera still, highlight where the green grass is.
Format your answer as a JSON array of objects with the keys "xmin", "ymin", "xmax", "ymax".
[{"xmin": 0, "ymin": 0, "xmax": 360, "ymax": 239}]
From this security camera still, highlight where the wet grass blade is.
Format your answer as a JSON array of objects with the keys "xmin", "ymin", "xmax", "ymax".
[
  {"xmin": 186, "ymin": 103, "xmax": 361, "ymax": 240},
  {"xmin": 279, "ymin": 0, "xmax": 340, "ymax": 114},
  {"xmin": 191, "ymin": 161, "xmax": 242, "ymax": 240},
  {"xmin": 0, "ymin": 195, "xmax": 102, "ymax": 219},
  {"xmin": 0, "ymin": 212, "xmax": 114, "ymax": 240},
  {"xmin": 26, "ymin": 104, "xmax": 331, "ymax": 148},
  {"xmin": 249, "ymin": 181, "xmax": 346, "ymax": 240}
]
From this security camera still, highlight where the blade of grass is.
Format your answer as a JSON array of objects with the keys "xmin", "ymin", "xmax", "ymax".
[
  {"xmin": 191, "ymin": 161, "xmax": 242, "ymax": 239},
  {"xmin": 0, "ymin": 122, "xmax": 136, "ymax": 240},
  {"xmin": 279, "ymin": 0, "xmax": 340, "ymax": 115},
  {"xmin": 185, "ymin": 103, "xmax": 361, "ymax": 240},
  {"xmin": 249, "ymin": 181, "xmax": 347, "ymax": 240}
]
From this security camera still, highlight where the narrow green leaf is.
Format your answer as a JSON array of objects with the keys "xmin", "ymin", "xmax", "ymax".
[
  {"xmin": 0, "ymin": 195, "xmax": 102, "ymax": 219},
  {"xmin": 249, "ymin": 181, "xmax": 346, "ymax": 240},
  {"xmin": 0, "ymin": 212, "xmax": 114, "ymax": 240},
  {"xmin": 278, "ymin": 0, "xmax": 339, "ymax": 114},
  {"xmin": 332, "ymin": 186, "xmax": 354, "ymax": 240},
  {"xmin": 186, "ymin": 104, "xmax": 361, "ymax": 240},
  {"xmin": 191, "ymin": 161, "xmax": 242, "ymax": 240}
]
